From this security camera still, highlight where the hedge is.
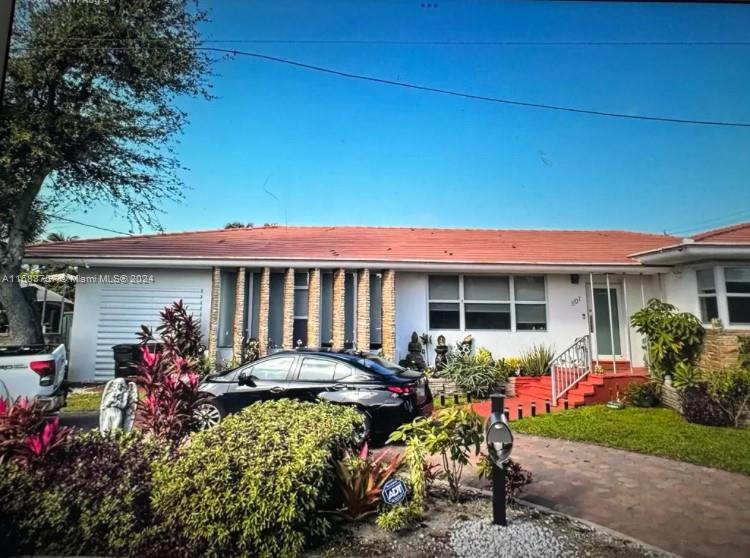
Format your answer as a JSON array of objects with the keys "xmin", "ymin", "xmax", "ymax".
[
  {"xmin": 149, "ymin": 399, "xmax": 363, "ymax": 557},
  {"xmin": 0, "ymin": 431, "xmax": 163, "ymax": 557}
]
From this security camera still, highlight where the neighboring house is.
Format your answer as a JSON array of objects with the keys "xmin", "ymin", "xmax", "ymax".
[
  {"xmin": 0, "ymin": 280, "xmax": 74, "ymax": 339},
  {"xmin": 22, "ymin": 222, "xmax": 750, "ymax": 384}
]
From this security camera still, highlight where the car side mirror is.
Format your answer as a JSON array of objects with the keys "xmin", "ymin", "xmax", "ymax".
[{"xmin": 238, "ymin": 370, "xmax": 257, "ymax": 387}]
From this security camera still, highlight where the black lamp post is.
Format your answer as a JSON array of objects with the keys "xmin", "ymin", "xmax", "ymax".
[{"xmin": 486, "ymin": 392, "xmax": 514, "ymax": 526}]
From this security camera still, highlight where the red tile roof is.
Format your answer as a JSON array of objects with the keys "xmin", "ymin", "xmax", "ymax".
[
  {"xmin": 691, "ymin": 222, "xmax": 750, "ymax": 244},
  {"xmin": 25, "ymin": 225, "xmax": 679, "ymax": 266}
]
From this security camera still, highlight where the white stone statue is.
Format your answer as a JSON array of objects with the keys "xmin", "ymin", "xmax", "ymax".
[{"xmin": 99, "ymin": 378, "xmax": 138, "ymax": 434}]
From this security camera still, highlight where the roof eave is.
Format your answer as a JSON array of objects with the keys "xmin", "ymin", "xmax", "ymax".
[
  {"xmin": 23, "ymin": 255, "xmax": 670, "ymax": 274},
  {"xmin": 633, "ymin": 244, "xmax": 750, "ymax": 265}
]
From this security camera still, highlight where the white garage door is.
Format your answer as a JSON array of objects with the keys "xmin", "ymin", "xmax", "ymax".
[{"xmin": 94, "ymin": 285, "xmax": 204, "ymax": 378}]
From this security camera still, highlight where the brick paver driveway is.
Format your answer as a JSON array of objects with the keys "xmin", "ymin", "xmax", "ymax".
[{"xmin": 462, "ymin": 434, "xmax": 750, "ymax": 558}]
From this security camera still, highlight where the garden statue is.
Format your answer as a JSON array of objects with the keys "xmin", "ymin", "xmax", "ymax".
[
  {"xmin": 434, "ymin": 334, "xmax": 449, "ymax": 371},
  {"xmin": 99, "ymin": 378, "xmax": 138, "ymax": 434},
  {"xmin": 241, "ymin": 337, "xmax": 260, "ymax": 364},
  {"xmin": 456, "ymin": 334, "xmax": 474, "ymax": 357},
  {"xmin": 403, "ymin": 331, "xmax": 427, "ymax": 371}
]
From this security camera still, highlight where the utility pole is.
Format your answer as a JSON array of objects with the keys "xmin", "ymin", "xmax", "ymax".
[{"xmin": 0, "ymin": 0, "xmax": 16, "ymax": 109}]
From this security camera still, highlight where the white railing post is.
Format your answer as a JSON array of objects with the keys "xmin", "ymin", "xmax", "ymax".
[
  {"xmin": 605, "ymin": 273, "xmax": 617, "ymax": 375},
  {"xmin": 589, "ymin": 273, "xmax": 598, "ymax": 367},
  {"xmin": 623, "ymin": 274, "xmax": 633, "ymax": 374}
]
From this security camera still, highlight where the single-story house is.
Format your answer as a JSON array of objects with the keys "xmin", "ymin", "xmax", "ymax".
[{"xmin": 23, "ymin": 222, "xmax": 750, "ymax": 384}]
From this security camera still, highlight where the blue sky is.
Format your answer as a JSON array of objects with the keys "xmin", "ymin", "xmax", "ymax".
[{"xmin": 50, "ymin": 0, "xmax": 750, "ymax": 239}]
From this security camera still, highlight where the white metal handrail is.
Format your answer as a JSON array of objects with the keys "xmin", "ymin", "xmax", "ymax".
[{"xmin": 550, "ymin": 335, "xmax": 592, "ymax": 404}]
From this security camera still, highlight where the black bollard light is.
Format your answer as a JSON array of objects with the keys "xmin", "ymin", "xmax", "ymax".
[{"xmin": 486, "ymin": 393, "xmax": 514, "ymax": 527}]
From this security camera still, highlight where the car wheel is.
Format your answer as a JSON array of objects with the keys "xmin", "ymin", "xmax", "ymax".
[
  {"xmin": 194, "ymin": 397, "xmax": 225, "ymax": 429},
  {"xmin": 355, "ymin": 408, "xmax": 371, "ymax": 443}
]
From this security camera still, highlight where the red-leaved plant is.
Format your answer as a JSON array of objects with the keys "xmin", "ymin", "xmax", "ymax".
[
  {"xmin": 137, "ymin": 299, "xmax": 206, "ymax": 366},
  {"xmin": 333, "ymin": 442, "xmax": 406, "ymax": 521},
  {"xmin": 134, "ymin": 301, "xmax": 209, "ymax": 445},
  {"xmin": 0, "ymin": 397, "xmax": 71, "ymax": 466},
  {"xmin": 134, "ymin": 345, "xmax": 204, "ymax": 445}
]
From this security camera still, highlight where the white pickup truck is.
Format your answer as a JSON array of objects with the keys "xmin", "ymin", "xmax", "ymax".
[{"xmin": 0, "ymin": 344, "xmax": 68, "ymax": 411}]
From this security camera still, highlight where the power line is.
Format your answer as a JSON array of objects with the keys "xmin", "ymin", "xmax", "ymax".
[
  {"xmin": 47, "ymin": 214, "xmax": 132, "ymax": 236},
  {"xmin": 666, "ymin": 209, "xmax": 750, "ymax": 235},
  {"xmin": 205, "ymin": 47, "xmax": 750, "ymax": 128},
  {"xmin": 24, "ymin": 43, "xmax": 750, "ymax": 127}
]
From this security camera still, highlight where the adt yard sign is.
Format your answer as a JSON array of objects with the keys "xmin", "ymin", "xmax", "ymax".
[{"xmin": 382, "ymin": 478, "xmax": 407, "ymax": 506}]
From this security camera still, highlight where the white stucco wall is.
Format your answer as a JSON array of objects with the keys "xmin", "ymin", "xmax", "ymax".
[
  {"xmin": 68, "ymin": 267, "xmax": 212, "ymax": 382},
  {"xmin": 661, "ymin": 268, "xmax": 700, "ymax": 317},
  {"xmin": 395, "ymin": 272, "xmax": 660, "ymax": 367}
]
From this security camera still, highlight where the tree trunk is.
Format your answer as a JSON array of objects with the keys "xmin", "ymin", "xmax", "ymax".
[
  {"xmin": 0, "ymin": 171, "xmax": 49, "ymax": 346},
  {"xmin": 0, "ymin": 280, "xmax": 42, "ymax": 345}
]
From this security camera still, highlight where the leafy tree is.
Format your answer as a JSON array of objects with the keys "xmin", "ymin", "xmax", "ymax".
[
  {"xmin": 0, "ymin": 0, "xmax": 211, "ymax": 344},
  {"xmin": 45, "ymin": 232, "xmax": 78, "ymax": 244},
  {"xmin": 223, "ymin": 221, "xmax": 253, "ymax": 229},
  {"xmin": 630, "ymin": 299, "xmax": 705, "ymax": 377}
]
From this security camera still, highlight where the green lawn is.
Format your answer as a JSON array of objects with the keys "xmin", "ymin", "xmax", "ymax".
[
  {"xmin": 514, "ymin": 405, "xmax": 750, "ymax": 476},
  {"xmin": 62, "ymin": 391, "xmax": 102, "ymax": 412}
]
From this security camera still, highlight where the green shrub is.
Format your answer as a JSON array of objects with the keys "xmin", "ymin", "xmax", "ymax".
[
  {"xmin": 389, "ymin": 407, "xmax": 483, "ymax": 502},
  {"xmin": 376, "ymin": 435, "xmax": 430, "ymax": 531},
  {"xmin": 705, "ymin": 367, "xmax": 750, "ymax": 428},
  {"xmin": 672, "ymin": 362, "xmax": 704, "ymax": 390},
  {"xmin": 440, "ymin": 348, "xmax": 507, "ymax": 397},
  {"xmin": 0, "ymin": 431, "xmax": 162, "ymax": 557},
  {"xmin": 150, "ymin": 400, "xmax": 362, "ymax": 558},
  {"xmin": 630, "ymin": 299, "xmax": 704, "ymax": 377},
  {"xmin": 520, "ymin": 343, "xmax": 555, "ymax": 376},
  {"xmin": 737, "ymin": 336, "xmax": 750, "ymax": 369},
  {"xmin": 624, "ymin": 381, "xmax": 662, "ymax": 408}
]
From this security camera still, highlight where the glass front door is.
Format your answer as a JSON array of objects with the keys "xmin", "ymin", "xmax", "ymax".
[{"xmin": 593, "ymin": 287, "xmax": 621, "ymax": 356}]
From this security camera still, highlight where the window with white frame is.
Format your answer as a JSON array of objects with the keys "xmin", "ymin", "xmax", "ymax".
[
  {"xmin": 696, "ymin": 268, "xmax": 719, "ymax": 323},
  {"xmin": 428, "ymin": 275, "xmax": 547, "ymax": 331},
  {"xmin": 464, "ymin": 276, "xmax": 511, "ymax": 330},
  {"xmin": 725, "ymin": 267, "xmax": 750, "ymax": 325},
  {"xmin": 428, "ymin": 276, "xmax": 460, "ymax": 329},
  {"xmin": 514, "ymin": 276, "xmax": 547, "ymax": 330}
]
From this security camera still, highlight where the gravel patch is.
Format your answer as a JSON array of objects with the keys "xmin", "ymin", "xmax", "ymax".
[
  {"xmin": 308, "ymin": 488, "xmax": 669, "ymax": 558},
  {"xmin": 450, "ymin": 517, "xmax": 573, "ymax": 558}
]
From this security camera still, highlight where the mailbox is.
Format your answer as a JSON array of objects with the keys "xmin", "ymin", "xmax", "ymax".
[{"xmin": 485, "ymin": 411, "xmax": 513, "ymax": 466}]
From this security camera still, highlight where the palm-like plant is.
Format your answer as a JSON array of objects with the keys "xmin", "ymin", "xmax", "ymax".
[{"xmin": 334, "ymin": 443, "xmax": 405, "ymax": 520}]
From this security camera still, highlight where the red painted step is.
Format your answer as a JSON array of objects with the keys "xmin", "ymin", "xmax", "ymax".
[{"xmin": 478, "ymin": 372, "xmax": 651, "ymax": 420}]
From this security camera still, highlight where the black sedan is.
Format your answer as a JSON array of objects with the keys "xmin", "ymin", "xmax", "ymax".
[{"xmin": 194, "ymin": 350, "xmax": 433, "ymax": 437}]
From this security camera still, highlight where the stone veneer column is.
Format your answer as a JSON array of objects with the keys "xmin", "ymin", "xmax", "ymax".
[
  {"xmin": 307, "ymin": 269, "xmax": 321, "ymax": 348},
  {"xmin": 356, "ymin": 269, "xmax": 371, "ymax": 352},
  {"xmin": 207, "ymin": 266, "xmax": 221, "ymax": 365},
  {"xmin": 231, "ymin": 268, "xmax": 246, "ymax": 359},
  {"xmin": 282, "ymin": 268, "xmax": 295, "ymax": 349},
  {"xmin": 381, "ymin": 269, "xmax": 397, "ymax": 362},
  {"xmin": 257, "ymin": 267, "xmax": 270, "ymax": 356},
  {"xmin": 332, "ymin": 268, "xmax": 346, "ymax": 351}
]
